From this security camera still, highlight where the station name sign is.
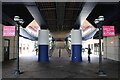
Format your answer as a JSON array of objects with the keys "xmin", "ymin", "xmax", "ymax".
[
  {"xmin": 103, "ymin": 26, "xmax": 115, "ymax": 36},
  {"xmin": 3, "ymin": 26, "xmax": 16, "ymax": 36}
]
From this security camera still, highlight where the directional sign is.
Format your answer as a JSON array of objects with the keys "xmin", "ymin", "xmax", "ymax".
[
  {"xmin": 3, "ymin": 26, "xmax": 16, "ymax": 36},
  {"xmin": 103, "ymin": 26, "xmax": 115, "ymax": 36}
]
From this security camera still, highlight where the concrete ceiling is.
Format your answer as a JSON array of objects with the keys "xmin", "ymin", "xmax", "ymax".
[
  {"xmin": 2, "ymin": 2, "xmax": 85, "ymax": 39},
  {"xmin": 2, "ymin": 2, "xmax": 120, "ymax": 40}
]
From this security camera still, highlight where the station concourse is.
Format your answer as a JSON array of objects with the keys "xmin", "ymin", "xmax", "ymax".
[{"xmin": 0, "ymin": 1, "xmax": 120, "ymax": 79}]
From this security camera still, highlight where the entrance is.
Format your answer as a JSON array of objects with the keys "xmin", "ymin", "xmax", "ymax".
[{"xmin": 4, "ymin": 39, "xmax": 10, "ymax": 61}]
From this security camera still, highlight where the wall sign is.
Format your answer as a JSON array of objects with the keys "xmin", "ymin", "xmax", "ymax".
[
  {"xmin": 3, "ymin": 26, "xmax": 16, "ymax": 36},
  {"xmin": 103, "ymin": 26, "xmax": 115, "ymax": 36}
]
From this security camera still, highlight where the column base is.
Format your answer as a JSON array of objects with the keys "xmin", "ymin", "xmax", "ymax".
[
  {"xmin": 71, "ymin": 45, "xmax": 82, "ymax": 62},
  {"xmin": 14, "ymin": 70, "xmax": 23, "ymax": 75},
  {"xmin": 38, "ymin": 45, "xmax": 49, "ymax": 62},
  {"xmin": 98, "ymin": 71, "xmax": 106, "ymax": 77}
]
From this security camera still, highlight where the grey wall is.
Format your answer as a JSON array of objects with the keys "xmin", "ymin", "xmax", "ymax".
[
  {"xmin": 0, "ymin": 24, "xmax": 3, "ymax": 62},
  {"xmin": 1, "ymin": 25, "xmax": 17, "ymax": 61},
  {"xmin": 3, "ymin": 36, "xmax": 17, "ymax": 60},
  {"xmin": 103, "ymin": 34, "xmax": 120, "ymax": 61}
]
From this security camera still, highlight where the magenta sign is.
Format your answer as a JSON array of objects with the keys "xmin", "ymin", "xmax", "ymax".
[
  {"xmin": 103, "ymin": 26, "xmax": 115, "ymax": 36},
  {"xmin": 3, "ymin": 26, "xmax": 16, "ymax": 36}
]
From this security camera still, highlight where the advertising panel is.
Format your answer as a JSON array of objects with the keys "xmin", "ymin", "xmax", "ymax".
[
  {"xmin": 103, "ymin": 26, "xmax": 115, "ymax": 36},
  {"xmin": 3, "ymin": 26, "xmax": 16, "ymax": 36}
]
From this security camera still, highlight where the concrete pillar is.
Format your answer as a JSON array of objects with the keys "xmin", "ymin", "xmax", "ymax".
[
  {"xmin": 71, "ymin": 29, "xmax": 82, "ymax": 62},
  {"xmin": 38, "ymin": 30, "xmax": 49, "ymax": 62}
]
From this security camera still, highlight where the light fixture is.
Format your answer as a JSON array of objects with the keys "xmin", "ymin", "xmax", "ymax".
[
  {"xmin": 14, "ymin": 16, "xmax": 24, "ymax": 24},
  {"xmin": 14, "ymin": 16, "xmax": 20, "ymax": 22},
  {"xmin": 14, "ymin": 16, "xmax": 24, "ymax": 75},
  {"xmin": 99, "ymin": 16, "xmax": 104, "ymax": 21},
  {"xmin": 94, "ymin": 19, "xmax": 99, "ymax": 24},
  {"xmin": 94, "ymin": 16, "xmax": 106, "ymax": 76},
  {"xmin": 19, "ymin": 19, "xmax": 24, "ymax": 24}
]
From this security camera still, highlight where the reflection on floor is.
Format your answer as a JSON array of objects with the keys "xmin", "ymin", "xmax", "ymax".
[{"xmin": 2, "ymin": 48, "xmax": 119, "ymax": 79}]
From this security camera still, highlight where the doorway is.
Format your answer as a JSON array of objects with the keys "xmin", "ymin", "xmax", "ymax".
[{"xmin": 4, "ymin": 39, "xmax": 10, "ymax": 61}]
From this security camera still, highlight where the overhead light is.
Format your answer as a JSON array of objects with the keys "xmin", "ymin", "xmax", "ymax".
[
  {"xmin": 19, "ymin": 19, "xmax": 24, "ymax": 24},
  {"xmin": 94, "ymin": 19, "xmax": 99, "ymax": 24},
  {"xmin": 99, "ymin": 16, "xmax": 104, "ymax": 21},
  {"xmin": 14, "ymin": 16, "xmax": 20, "ymax": 22}
]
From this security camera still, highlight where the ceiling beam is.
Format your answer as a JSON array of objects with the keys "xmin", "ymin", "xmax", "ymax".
[
  {"xmin": 56, "ymin": 2, "xmax": 66, "ymax": 31},
  {"xmin": 75, "ymin": 2, "xmax": 97, "ymax": 28},
  {"xmin": 40, "ymin": 8, "xmax": 56, "ymax": 10},
  {"xmin": 26, "ymin": 3, "xmax": 47, "ymax": 29}
]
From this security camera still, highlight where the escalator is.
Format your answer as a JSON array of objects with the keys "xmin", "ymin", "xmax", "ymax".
[
  {"xmin": 65, "ymin": 45, "xmax": 71, "ymax": 57},
  {"xmin": 48, "ymin": 40, "xmax": 73, "ymax": 63},
  {"xmin": 48, "ymin": 45, "xmax": 56, "ymax": 57}
]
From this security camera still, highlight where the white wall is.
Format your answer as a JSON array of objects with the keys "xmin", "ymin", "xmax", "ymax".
[
  {"xmin": 19, "ymin": 37, "xmax": 35, "ymax": 53},
  {"xmin": 103, "ymin": 34, "xmax": 120, "ymax": 61}
]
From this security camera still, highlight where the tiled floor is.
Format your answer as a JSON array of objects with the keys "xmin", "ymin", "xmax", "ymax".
[{"xmin": 2, "ymin": 49, "xmax": 119, "ymax": 79}]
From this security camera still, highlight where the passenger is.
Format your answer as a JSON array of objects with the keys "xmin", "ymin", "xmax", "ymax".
[
  {"xmin": 59, "ymin": 48, "xmax": 61, "ymax": 57},
  {"xmin": 88, "ymin": 47, "xmax": 92, "ymax": 63},
  {"xmin": 35, "ymin": 48, "xmax": 38, "ymax": 55}
]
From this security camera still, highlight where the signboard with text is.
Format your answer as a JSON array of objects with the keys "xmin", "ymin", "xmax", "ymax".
[
  {"xmin": 3, "ymin": 26, "xmax": 16, "ymax": 36},
  {"xmin": 103, "ymin": 26, "xmax": 115, "ymax": 36}
]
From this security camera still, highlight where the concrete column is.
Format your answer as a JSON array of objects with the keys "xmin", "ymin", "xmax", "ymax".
[
  {"xmin": 71, "ymin": 29, "xmax": 82, "ymax": 62},
  {"xmin": 38, "ymin": 30, "xmax": 49, "ymax": 62}
]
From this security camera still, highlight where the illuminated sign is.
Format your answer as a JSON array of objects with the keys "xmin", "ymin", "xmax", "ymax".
[
  {"xmin": 3, "ymin": 26, "xmax": 16, "ymax": 36},
  {"xmin": 103, "ymin": 26, "xmax": 115, "ymax": 36}
]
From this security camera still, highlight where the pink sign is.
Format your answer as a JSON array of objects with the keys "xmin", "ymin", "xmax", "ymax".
[
  {"xmin": 103, "ymin": 26, "xmax": 115, "ymax": 36},
  {"xmin": 3, "ymin": 26, "xmax": 16, "ymax": 36}
]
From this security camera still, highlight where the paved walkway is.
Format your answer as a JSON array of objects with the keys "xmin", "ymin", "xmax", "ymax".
[{"xmin": 2, "ymin": 49, "xmax": 119, "ymax": 79}]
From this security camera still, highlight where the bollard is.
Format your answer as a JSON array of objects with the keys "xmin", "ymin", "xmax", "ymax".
[{"xmin": 59, "ymin": 49, "xmax": 61, "ymax": 57}]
